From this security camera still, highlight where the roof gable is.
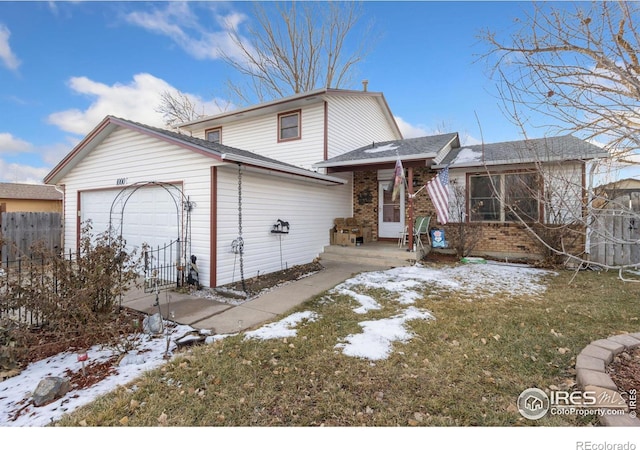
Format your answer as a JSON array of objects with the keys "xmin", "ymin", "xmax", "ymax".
[
  {"xmin": 315, "ymin": 133, "xmax": 460, "ymax": 169},
  {"xmin": 44, "ymin": 116, "xmax": 346, "ymax": 186},
  {"xmin": 178, "ymin": 88, "xmax": 401, "ymax": 138}
]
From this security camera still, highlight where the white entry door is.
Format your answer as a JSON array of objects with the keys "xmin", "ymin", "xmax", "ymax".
[{"xmin": 378, "ymin": 181, "xmax": 405, "ymax": 238}]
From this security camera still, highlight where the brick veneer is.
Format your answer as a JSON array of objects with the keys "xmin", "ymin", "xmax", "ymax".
[{"xmin": 351, "ymin": 169, "xmax": 585, "ymax": 259}]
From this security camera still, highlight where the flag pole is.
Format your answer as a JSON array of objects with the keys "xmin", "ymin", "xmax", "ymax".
[{"xmin": 407, "ymin": 166, "xmax": 414, "ymax": 252}]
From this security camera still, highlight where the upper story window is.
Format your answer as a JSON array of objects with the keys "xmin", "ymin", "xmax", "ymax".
[
  {"xmin": 206, "ymin": 127, "xmax": 222, "ymax": 144},
  {"xmin": 469, "ymin": 171, "xmax": 540, "ymax": 223},
  {"xmin": 278, "ymin": 110, "xmax": 301, "ymax": 142}
]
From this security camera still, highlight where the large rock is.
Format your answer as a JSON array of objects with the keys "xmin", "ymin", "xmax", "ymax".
[
  {"xmin": 32, "ymin": 376, "xmax": 71, "ymax": 407},
  {"xmin": 143, "ymin": 313, "xmax": 164, "ymax": 334},
  {"xmin": 119, "ymin": 351, "xmax": 147, "ymax": 367}
]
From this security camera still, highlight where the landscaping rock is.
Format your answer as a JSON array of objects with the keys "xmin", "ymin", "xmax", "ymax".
[
  {"xmin": 143, "ymin": 313, "xmax": 163, "ymax": 334},
  {"xmin": 607, "ymin": 334, "xmax": 640, "ymax": 350},
  {"xmin": 119, "ymin": 351, "xmax": 147, "ymax": 367},
  {"xmin": 590, "ymin": 339, "xmax": 625, "ymax": 355},
  {"xmin": 32, "ymin": 376, "xmax": 70, "ymax": 407},
  {"xmin": 577, "ymin": 368, "xmax": 617, "ymax": 390},
  {"xmin": 580, "ymin": 344, "xmax": 614, "ymax": 364},
  {"xmin": 575, "ymin": 354, "xmax": 605, "ymax": 372}
]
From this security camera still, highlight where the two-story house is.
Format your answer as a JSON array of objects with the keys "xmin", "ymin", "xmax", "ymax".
[
  {"xmin": 44, "ymin": 88, "xmax": 402, "ymax": 288},
  {"xmin": 44, "ymin": 87, "xmax": 608, "ymax": 289}
]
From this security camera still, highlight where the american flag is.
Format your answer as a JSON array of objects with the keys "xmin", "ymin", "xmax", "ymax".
[
  {"xmin": 389, "ymin": 158, "xmax": 405, "ymax": 202},
  {"xmin": 426, "ymin": 167, "xmax": 450, "ymax": 224}
]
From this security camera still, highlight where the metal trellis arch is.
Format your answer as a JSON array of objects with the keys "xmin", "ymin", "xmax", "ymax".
[{"xmin": 107, "ymin": 181, "xmax": 194, "ymax": 293}]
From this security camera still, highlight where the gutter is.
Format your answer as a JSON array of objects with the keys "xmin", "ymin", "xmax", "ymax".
[
  {"xmin": 314, "ymin": 153, "xmax": 438, "ymax": 169},
  {"xmin": 220, "ymin": 153, "xmax": 347, "ymax": 185}
]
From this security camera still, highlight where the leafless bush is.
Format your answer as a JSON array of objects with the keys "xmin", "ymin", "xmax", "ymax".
[{"xmin": 0, "ymin": 221, "xmax": 143, "ymax": 367}]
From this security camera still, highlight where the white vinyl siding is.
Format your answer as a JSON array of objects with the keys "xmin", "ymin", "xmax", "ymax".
[
  {"xmin": 326, "ymin": 95, "xmax": 400, "ymax": 160},
  {"xmin": 215, "ymin": 166, "xmax": 352, "ymax": 286},
  {"xmin": 187, "ymin": 93, "xmax": 400, "ymax": 169},
  {"xmin": 58, "ymin": 126, "xmax": 353, "ymax": 288},
  {"xmin": 193, "ymin": 103, "xmax": 326, "ymax": 170},
  {"xmin": 58, "ymin": 128, "xmax": 215, "ymax": 287}
]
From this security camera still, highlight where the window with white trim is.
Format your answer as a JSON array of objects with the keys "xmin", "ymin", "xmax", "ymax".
[{"xmin": 469, "ymin": 172, "xmax": 540, "ymax": 222}]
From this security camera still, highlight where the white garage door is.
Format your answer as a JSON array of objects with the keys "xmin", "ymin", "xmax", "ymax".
[{"xmin": 80, "ymin": 185, "xmax": 181, "ymax": 254}]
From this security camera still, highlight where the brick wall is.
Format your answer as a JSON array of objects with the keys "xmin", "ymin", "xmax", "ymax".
[
  {"xmin": 351, "ymin": 168, "xmax": 585, "ymax": 259},
  {"xmin": 352, "ymin": 170, "xmax": 378, "ymax": 238},
  {"xmin": 352, "ymin": 167, "xmax": 439, "ymax": 241}
]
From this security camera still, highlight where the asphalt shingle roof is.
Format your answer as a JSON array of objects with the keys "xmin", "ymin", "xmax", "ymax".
[
  {"xmin": 316, "ymin": 133, "xmax": 459, "ymax": 167},
  {"xmin": 116, "ymin": 117, "xmax": 310, "ymax": 172},
  {"xmin": 0, "ymin": 183, "xmax": 62, "ymax": 200},
  {"xmin": 436, "ymin": 135, "xmax": 609, "ymax": 168}
]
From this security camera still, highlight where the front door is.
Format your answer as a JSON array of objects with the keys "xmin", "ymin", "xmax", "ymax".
[{"xmin": 378, "ymin": 181, "xmax": 405, "ymax": 238}]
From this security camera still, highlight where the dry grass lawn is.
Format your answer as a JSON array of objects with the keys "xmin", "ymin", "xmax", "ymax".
[{"xmin": 54, "ymin": 264, "xmax": 640, "ymax": 427}]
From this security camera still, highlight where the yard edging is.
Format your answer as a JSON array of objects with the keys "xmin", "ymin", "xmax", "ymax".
[{"xmin": 575, "ymin": 332, "xmax": 640, "ymax": 427}]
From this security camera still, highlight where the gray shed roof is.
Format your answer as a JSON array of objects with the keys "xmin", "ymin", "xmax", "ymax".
[
  {"xmin": 0, "ymin": 182, "xmax": 62, "ymax": 201},
  {"xmin": 314, "ymin": 133, "xmax": 460, "ymax": 169},
  {"xmin": 435, "ymin": 135, "xmax": 609, "ymax": 169}
]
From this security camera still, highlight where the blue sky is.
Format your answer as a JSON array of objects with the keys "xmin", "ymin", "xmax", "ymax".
[{"xmin": 0, "ymin": 1, "xmax": 614, "ymax": 184}]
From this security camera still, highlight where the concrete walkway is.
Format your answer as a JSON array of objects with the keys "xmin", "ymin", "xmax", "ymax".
[{"xmin": 122, "ymin": 259, "xmax": 384, "ymax": 335}]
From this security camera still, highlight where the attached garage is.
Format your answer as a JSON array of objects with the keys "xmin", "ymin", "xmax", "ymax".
[
  {"xmin": 79, "ymin": 183, "xmax": 182, "ymax": 254},
  {"xmin": 44, "ymin": 116, "xmax": 351, "ymax": 289}
]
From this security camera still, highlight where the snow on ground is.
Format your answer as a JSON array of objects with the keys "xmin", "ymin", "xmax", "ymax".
[
  {"xmin": 328, "ymin": 262, "xmax": 554, "ymax": 360},
  {"xmin": 0, "ymin": 322, "xmax": 193, "ymax": 427},
  {"xmin": 337, "ymin": 262, "xmax": 556, "ymax": 301},
  {"xmin": 243, "ymin": 311, "xmax": 318, "ymax": 340},
  {"xmin": 0, "ymin": 262, "xmax": 554, "ymax": 426},
  {"xmin": 335, "ymin": 306, "xmax": 434, "ymax": 360}
]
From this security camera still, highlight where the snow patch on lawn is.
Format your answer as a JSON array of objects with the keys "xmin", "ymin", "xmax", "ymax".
[
  {"xmin": 329, "ymin": 262, "xmax": 554, "ymax": 360},
  {"xmin": 243, "ymin": 311, "xmax": 318, "ymax": 340},
  {"xmin": 336, "ymin": 262, "xmax": 555, "ymax": 301},
  {"xmin": 334, "ymin": 288, "xmax": 381, "ymax": 314},
  {"xmin": 335, "ymin": 306, "xmax": 434, "ymax": 360}
]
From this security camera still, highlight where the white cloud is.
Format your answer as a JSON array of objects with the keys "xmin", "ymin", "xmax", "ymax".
[
  {"xmin": 47, "ymin": 73, "xmax": 224, "ymax": 135},
  {"xmin": 394, "ymin": 116, "xmax": 430, "ymax": 139},
  {"xmin": 125, "ymin": 2, "xmax": 249, "ymax": 61},
  {"xmin": 0, "ymin": 133, "xmax": 32, "ymax": 154},
  {"xmin": 0, "ymin": 160, "xmax": 50, "ymax": 184},
  {"xmin": 394, "ymin": 116, "xmax": 484, "ymax": 146},
  {"xmin": 0, "ymin": 24, "xmax": 20, "ymax": 71},
  {"xmin": 459, "ymin": 132, "xmax": 482, "ymax": 146}
]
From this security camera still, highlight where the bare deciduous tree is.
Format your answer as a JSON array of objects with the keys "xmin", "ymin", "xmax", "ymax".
[
  {"xmin": 221, "ymin": 1, "xmax": 373, "ymax": 104},
  {"xmin": 158, "ymin": 1, "xmax": 373, "ymax": 126},
  {"xmin": 156, "ymin": 90, "xmax": 205, "ymax": 129},
  {"xmin": 481, "ymin": 1, "xmax": 640, "ymax": 162},
  {"xmin": 478, "ymin": 1, "xmax": 640, "ymax": 277}
]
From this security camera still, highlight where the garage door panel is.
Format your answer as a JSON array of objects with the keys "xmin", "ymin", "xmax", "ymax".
[{"xmin": 80, "ymin": 186, "xmax": 180, "ymax": 254}]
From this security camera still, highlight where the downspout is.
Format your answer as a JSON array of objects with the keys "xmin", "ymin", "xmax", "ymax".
[
  {"xmin": 54, "ymin": 184, "xmax": 65, "ymax": 252},
  {"xmin": 584, "ymin": 159, "xmax": 598, "ymax": 260}
]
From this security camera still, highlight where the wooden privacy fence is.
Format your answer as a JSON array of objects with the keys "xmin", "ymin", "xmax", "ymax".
[
  {"xmin": 589, "ymin": 193, "xmax": 640, "ymax": 267},
  {"xmin": 0, "ymin": 212, "xmax": 63, "ymax": 261}
]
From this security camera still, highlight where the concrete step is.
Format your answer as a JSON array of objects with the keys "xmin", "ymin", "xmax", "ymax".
[{"xmin": 319, "ymin": 244, "xmax": 418, "ymax": 268}]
